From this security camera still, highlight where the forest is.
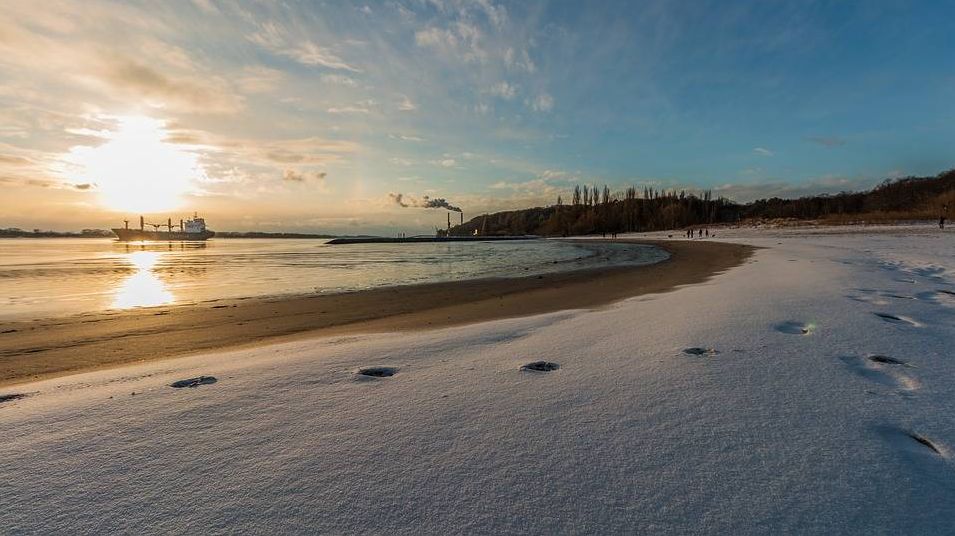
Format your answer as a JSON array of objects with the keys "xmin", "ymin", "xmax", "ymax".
[{"xmin": 450, "ymin": 169, "xmax": 955, "ymax": 237}]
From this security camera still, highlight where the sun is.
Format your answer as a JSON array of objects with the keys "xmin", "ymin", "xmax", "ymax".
[{"xmin": 62, "ymin": 116, "xmax": 204, "ymax": 214}]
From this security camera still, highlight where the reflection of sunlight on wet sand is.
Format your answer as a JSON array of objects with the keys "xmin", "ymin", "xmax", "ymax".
[{"xmin": 113, "ymin": 251, "xmax": 174, "ymax": 309}]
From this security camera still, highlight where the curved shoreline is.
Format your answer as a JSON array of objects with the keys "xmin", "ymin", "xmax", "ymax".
[{"xmin": 0, "ymin": 239, "xmax": 754, "ymax": 387}]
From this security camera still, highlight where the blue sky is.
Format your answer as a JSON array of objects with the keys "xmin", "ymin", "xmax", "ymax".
[{"xmin": 1, "ymin": 0, "xmax": 953, "ymax": 233}]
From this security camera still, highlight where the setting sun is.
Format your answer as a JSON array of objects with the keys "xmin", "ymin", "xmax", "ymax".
[{"xmin": 61, "ymin": 116, "xmax": 203, "ymax": 214}]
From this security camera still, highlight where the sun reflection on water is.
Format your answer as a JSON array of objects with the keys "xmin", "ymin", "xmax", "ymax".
[{"xmin": 112, "ymin": 250, "xmax": 174, "ymax": 309}]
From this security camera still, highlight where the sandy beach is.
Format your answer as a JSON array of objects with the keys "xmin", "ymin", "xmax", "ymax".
[{"xmin": 0, "ymin": 240, "xmax": 752, "ymax": 386}]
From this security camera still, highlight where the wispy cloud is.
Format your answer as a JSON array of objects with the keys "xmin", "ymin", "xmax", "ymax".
[
  {"xmin": 415, "ymin": 23, "xmax": 488, "ymax": 63},
  {"xmin": 527, "ymin": 93, "xmax": 554, "ymax": 112},
  {"xmin": 236, "ymin": 65, "xmax": 284, "ymax": 94},
  {"xmin": 249, "ymin": 21, "xmax": 360, "ymax": 72},
  {"xmin": 398, "ymin": 96, "xmax": 417, "ymax": 111},
  {"xmin": 753, "ymin": 147, "xmax": 774, "ymax": 157},
  {"xmin": 327, "ymin": 106, "xmax": 370, "ymax": 114},
  {"xmin": 320, "ymin": 74, "xmax": 358, "ymax": 87},
  {"xmin": 504, "ymin": 47, "xmax": 535, "ymax": 73},
  {"xmin": 390, "ymin": 134, "xmax": 424, "ymax": 142},
  {"xmin": 487, "ymin": 81, "xmax": 517, "ymax": 100}
]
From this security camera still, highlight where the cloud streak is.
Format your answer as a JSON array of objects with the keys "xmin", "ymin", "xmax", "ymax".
[{"xmin": 249, "ymin": 21, "xmax": 360, "ymax": 72}]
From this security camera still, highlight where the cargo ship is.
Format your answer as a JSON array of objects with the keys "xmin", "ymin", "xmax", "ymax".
[{"xmin": 112, "ymin": 214, "xmax": 215, "ymax": 241}]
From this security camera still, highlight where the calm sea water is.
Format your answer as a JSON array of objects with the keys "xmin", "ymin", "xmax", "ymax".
[{"xmin": 0, "ymin": 238, "xmax": 668, "ymax": 320}]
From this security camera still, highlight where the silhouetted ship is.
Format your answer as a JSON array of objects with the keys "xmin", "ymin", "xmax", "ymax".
[{"xmin": 112, "ymin": 214, "xmax": 215, "ymax": 241}]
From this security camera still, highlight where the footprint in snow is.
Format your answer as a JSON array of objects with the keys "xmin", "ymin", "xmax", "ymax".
[
  {"xmin": 356, "ymin": 366, "xmax": 398, "ymax": 378},
  {"xmin": 839, "ymin": 355, "xmax": 919, "ymax": 392},
  {"xmin": 877, "ymin": 425, "xmax": 949, "ymax": 459},
  {"xmin": 775, "ymin": 321, "xmax": 815, "ymax": 335},
  {"xmin": 907, "ymin": 433, "xmax": 945, "ymax": 456},
  {"xmin": 846, "ymin": 294, "xmax": 889, "ymax": 306},
  {"xmin": 883, "ymin": 293, "xmax": 917, "ymax": 300},
  {"xmin": 521, "ymin": 361, "xmax": 560, "ymax": 372},
  {"xmin": 873, "ymin": 312, "xmax": 921, "ymax": 327},
  {"xmin": 683, "ymin": 347, "xmax": 720, "ymax": 356},
  {"xmin": 868, "ymin": 355, "xmax": 911, "ymax": 366},
  {"xmin": 170, "ymin": 376, "xmax": 218, "ymax": 388},
  {"xmin": 911, "ymin": 266, "xmax": 947, "ymax": 281}
]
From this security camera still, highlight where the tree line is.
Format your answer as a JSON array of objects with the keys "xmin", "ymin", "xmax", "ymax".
[{"xmin": 451, "ymin": 168, "xmax": 955, "ymax": 236}]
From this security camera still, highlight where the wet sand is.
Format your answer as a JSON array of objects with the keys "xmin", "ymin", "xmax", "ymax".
[{"xmin": 0, "ymin": 240, "xmax": 753, "ymax": 387}]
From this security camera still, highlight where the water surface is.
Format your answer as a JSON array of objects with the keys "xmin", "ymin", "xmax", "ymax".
[{"xmin": 0, "ymin": 238, "xmax": 667, "ymax": 320}]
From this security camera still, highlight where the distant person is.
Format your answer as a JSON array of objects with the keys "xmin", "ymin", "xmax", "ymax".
[
  {"xmin": 940, "ymin": 215, "xmax": 946, "ymax": 230},
  {"xmin": 705, "ymin": 228, "xmax": 709, "ymax": 237}
]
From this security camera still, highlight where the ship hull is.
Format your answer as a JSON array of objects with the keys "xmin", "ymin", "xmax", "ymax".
[{"xmin": 112, "ymin": 229, "xmax": 215, "ymax": 241}]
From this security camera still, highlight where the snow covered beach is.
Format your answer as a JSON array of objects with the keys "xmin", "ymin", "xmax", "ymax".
[{"xmin": 2, "ymin": 225, "xmax": 954, "ymax": 534}]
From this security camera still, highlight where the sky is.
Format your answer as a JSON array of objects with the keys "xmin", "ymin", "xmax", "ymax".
[{"xmin": 1, "ymin": 0, "xmax": 953, "ymax": 234}]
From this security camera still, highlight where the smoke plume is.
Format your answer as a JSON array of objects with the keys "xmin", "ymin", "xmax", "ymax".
[
  {"xmin": 389, "ymin": 193, "xmax": 461, "ymax": 212},
  {"xmin": 389, "ymin": 192, "xmax": 410, "ymax": 207},
  {"xmin": 284, "ymin": 169, "xmax": 328, "ymax": 182},
  {"xmin": 420, "ymin": 197, "xmax": 461, "ymax": 212}
]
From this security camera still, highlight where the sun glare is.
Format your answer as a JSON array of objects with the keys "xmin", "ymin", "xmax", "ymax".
[
  {"xmin": 63, "ymin": 116, "xmax": 203, "ymax": 213},
  {"xmin": 112, "ymin": 250, "xmax": 174, "ymax": 309}
]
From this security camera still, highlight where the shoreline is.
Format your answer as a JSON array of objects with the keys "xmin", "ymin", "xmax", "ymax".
[{"xmin": 0, "ymin": 239, "xmax": 754, "ymax": 387}]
